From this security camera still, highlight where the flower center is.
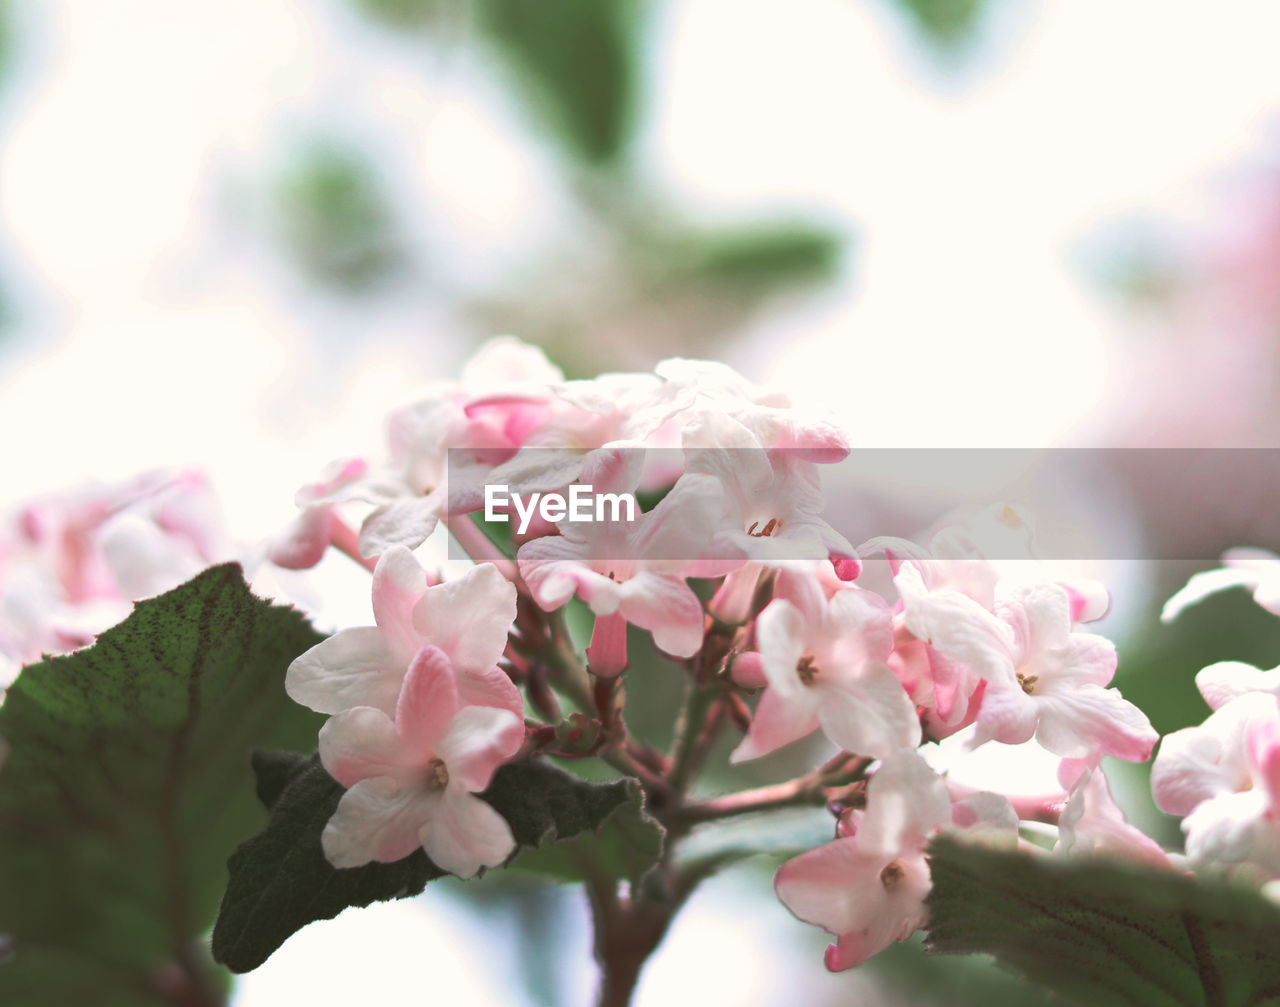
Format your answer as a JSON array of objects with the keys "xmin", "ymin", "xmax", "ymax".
[
  {"xmin": 796, "ymin": 654, "xmax": 819, "ymax": 686},
  {"xmin": 1017, "ymin": 671, "xmax": 1039, "ymax": 695},
  {"xmin": 426, "ymin": 757, "xmax": 449, "ymax": 791},
  {"xmin": 880, "ymin": 859, "xmax": 906, "ymax": 888},
  {"xmin": 747, "ymin": 517, "xmax": 783, "ymax": 538}
]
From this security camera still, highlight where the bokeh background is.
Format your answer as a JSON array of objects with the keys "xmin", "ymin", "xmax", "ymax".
[{"xmin": 3, "ymin": 1, "xmax": 1280, "ymax": 1004}]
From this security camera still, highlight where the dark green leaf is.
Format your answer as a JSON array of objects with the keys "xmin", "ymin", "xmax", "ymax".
[
  {"xmin": 477, "ymin": 0, "xmax": 642, "ymax": 165},
  {"xmin": 213, "ymin": 755, "xmax": 663, "ymax": 973},
  {"xmin": 926, "ymin": 835, "xmax": 1280, "ymax": 1007},
  {"xmin": 0, "ymin": 564, "xmax": 325, "ymax": 1004}
]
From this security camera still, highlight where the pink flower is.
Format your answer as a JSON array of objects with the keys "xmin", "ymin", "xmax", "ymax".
[
  {"xmin": 1162, "ymin": 548, "xmax": 1280, "ymax": 622},
  {"xmin": 282, "ymin": 338, "xmax": 565, "ymax": 560},
  {"xmin": 898, "ymin": 571, "xmax": 1155, "ymax": 761},
  {"xmin": 516, "ymin": 471, "xmax": 723, "ymax": 670},
  {"xmin": 319, "ymin": 644, "xmax": 524, "ymax": 876},
  {"xmin": 1152, "ymin": 692, "xmax": 1280, "ymax": 877},
  {"xmin": 730, "ymin": 571, "xmax": 920, "ymax": 762},
  {"xmin": 287, "ymin": 548, "xmax": 521, "ymax": 718},
  {"xmin": 1055, "ymin": 758, "xmax": 1170, "ymax": 868},
  {"xmin": 773, "ymin": 752, "xmax": 952, "ymax": 970},
  {"xmin": 1194, "ymin": 660, "xmax": 1280, "ymax": 710},
  {"xmin": 683, "ymin": 411, "xmax": 855, "ymax": 568},
  {"xmin": 972, "ymin": 582, "xmax": 1155, "ymax": 761},
  {"xmin": 0, "ymin": 470, "xmax": 225, "ymax": 666}
]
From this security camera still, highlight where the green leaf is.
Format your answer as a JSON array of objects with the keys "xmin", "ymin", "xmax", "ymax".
[
  {"xmin": 0, "ymin": 564, "xmax": 325, "ymax": 1006},
  {"xmin": 213, "ymin": 754, "xmax": 663, "ymax": 973},
  {"xmin": 477, "ymin": 0, "xmax": 642, "ymax": 166},
  {"xmin": 925, "ymin": 836, "xmax": 1280, "ymax": 1007}
]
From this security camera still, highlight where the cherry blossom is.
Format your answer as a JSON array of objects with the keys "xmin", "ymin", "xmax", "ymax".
[
  {"xmin": 286, "ymin": 547, "xmax": 521, "ymax": 718},
  {"xmin": 773, "ymin": 751, "xmax": 952, "ymax": 970},
  {"xmin": 517, "ymin": 470, "xmax": 724, "ymax": 671},
  {"xmin": 730, "ymin": 570, "xmax": 920, "ymax": 762},
  {"xmin": 896, "ymin": 570, "xmax": 1155, "ymax": 761},
  {"xmin": 319, "ymin": 644, "xmax": 524, "ymax": 876},
  {"xmin": 1194, "ymin": 660, "xmax": 1280, "ymax": 710},
  {"xmin": 1162, "ymin": 547, "xmax": 1280, "ymax": 622},
  {"xmin": 1151, "ymin": 692, "xmax": 1280, "ymax": 877},
  {"xmin": 1055, "ymin": 758, "xmax": 1169, "ymax": 868},
  {"xmin": 0, "ymin": 469, "xmax": 226, "ymax": 667}
]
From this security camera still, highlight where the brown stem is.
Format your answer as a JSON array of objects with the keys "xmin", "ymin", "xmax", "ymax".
[
  {"xmin": 586, "ymin": 875, "xmax": 677, "ymax": 1007},
  {"xmin": 674, "ymin": 755, "xmax": 872, "ymax": 827}
]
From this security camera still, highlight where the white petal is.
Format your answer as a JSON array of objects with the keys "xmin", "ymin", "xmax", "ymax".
[
  {"xmin": 319, "ymin": 706, "xmax": 414, "ymax": 789},
  {"xmin": 286, "ymin": 627, "xmax": 404, "ymax": 716},
  {"xmin": 411, "ymin": 563, "xmax": 517, "ymax": 677},
  {"xmin": 420, "ymin": 788, "xmax": 516, "ymax": 878},
  {"xmin": 322, "ymin": 777, "xmax": 431, "ymax": 868},
  {"xmin": 816, "ymin": 662, "xmax": 921, "ymax": 760}
]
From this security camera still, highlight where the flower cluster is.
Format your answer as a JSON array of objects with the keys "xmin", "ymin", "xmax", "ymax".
[
  {"xmin": 273, "ymin": 337, "xmax": 1177, "ymax": 970},
  {"xmin": 0, "ymin": 469, "xmax": 225, "ymax": 687},
  {"xmin": 1157, "ymin": 550, "xmax": 1280, "ymax": 886}
]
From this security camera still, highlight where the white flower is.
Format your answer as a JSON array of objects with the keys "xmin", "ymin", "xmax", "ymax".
[{"xmin": 319, "ymin": 644, "xmax": 524, "ymax": 876}]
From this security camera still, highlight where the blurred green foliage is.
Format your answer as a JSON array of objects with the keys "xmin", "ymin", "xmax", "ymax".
[
  {"xmin": 641, "ymin": 220, "xmax": 844, "ymax": 298},
  {"xmin": 350, "ymin": 0, "xmax": 440, "ymax": 31},
  {"xmin": 893, "ymin": 0, "xmax": 989, "ymax": 46},
  {"xmin": 272, "ymin": 143, "xmax": 402, "ymax": 293},
  {"xmin": 476, "ymin": 0, "xmax": 642, "ymax": 168}
]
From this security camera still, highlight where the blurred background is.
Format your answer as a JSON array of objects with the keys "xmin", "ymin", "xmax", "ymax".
[{"xmin": 3, "ymin": 0, "xmax": 1280, "ymax": 1003}]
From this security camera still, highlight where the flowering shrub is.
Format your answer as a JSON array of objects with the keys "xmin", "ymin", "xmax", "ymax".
[{"xmin": 0, "ymin": 338, "xmax": 1278, "ymax": 1006}]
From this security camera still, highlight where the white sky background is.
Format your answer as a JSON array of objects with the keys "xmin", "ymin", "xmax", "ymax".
[{"xmin": 1, "ymin": 0, "xmax": 1280, "ymax": 1003}]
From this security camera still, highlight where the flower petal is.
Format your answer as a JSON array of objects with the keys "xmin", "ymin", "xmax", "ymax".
[
  {"xmin": 319, "ymin": 706, "xmax": 414, "ymax": 788},
  {"xmin": 435, "ymin": 705, "xmax": 524, "ymax": 792},
  {"xmin": 322, "ymin": 776, "xmax": 431, "ymax": 868},
  {"xmin": 411, "ymin": 563, "xmax": 518, "ymax": 676},
  {"xmin": 418, "ymin": 787, "xmax": 517, "ymax": 879},
  {"xmin": 730, "ymin": 687, "xmax": 820, "ymax": 763},
  {"xmin": 286, "ymin": 627, "xmax": 404, "ymax": 716}
]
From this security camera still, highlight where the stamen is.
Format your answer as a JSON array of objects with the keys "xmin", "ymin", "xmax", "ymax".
[
  {"xmin": 796, "ymin": 654, "xmax": 819, "ymax": 685},
  {"xmin": 1017, "ymin": 672, "xmax": 1038, "ymax": 695},
  {"xmin": 880, "ymin": 859, "xmax": 906, "ymax": 888},
  {"xmin": 427, "ymin": 757, "xmax": 449, "ymax": 791}
]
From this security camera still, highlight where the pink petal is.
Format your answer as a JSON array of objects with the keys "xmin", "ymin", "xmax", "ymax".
[
  {"xmin": 435, "ymin": 706, "xmax": 524, "ymax": 792},
  {"xmin": 322, "ymin": 776, "xmax": 432, "ymax": 868},
  {"xmin": 1197, "ymin": 661, "xmax": 1280, "ymax": 710},
  {"xmin": 1034, "ymin": 686, "xmax": 1157, "ymax": 762},
  {"xmin": 456, "ymin": 664, "xmax": 525, "ymax": 720},
  {"xmin": 815, "ymin": 662, "xmax": 921, "ymax": 759},
  {"xmin": 286, "ymin": 627, "xmax": 404, "ymax": 716},
  {"xmin": 267, "ymin": 506, "xmax": 334, "ymax": 570},
  {"xmin": 419, "ymin": 787, "xmax": 517, "ymax": 878},
  {"xmin": 359, "ymin": 490, "xmax": 445, "ymax": 557},
  {"xmin": 617, "ymin": 573, "xmax": 705, "ymax": 658},
  {"xmin": 372, "ymin": 546, "xmax": 429, "ymax": 659},
  {"xmin": 319, "ymin": 706, "xmax": 414, "ymax": 788},
  {"xmin": 411, "ymin": 563, "xmax": 518, "ymax": 676},
  {"xmin": 856, "ymin": 752, "xmax": 951, "ymax": 854},
  {"xmin": 972, "ymin": 683, "xmax": 1038, "ymax": 747},
  {"xmin": 754, "ymin": 599, "xmax": 808, "ymax": 702},
  {"xmin": 729, "ymin": 686, "xmax": 821, "ymax": 763},
  {"xmin": 395, "ymin": 644, "xmax": 461, "ymax": 753}
]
